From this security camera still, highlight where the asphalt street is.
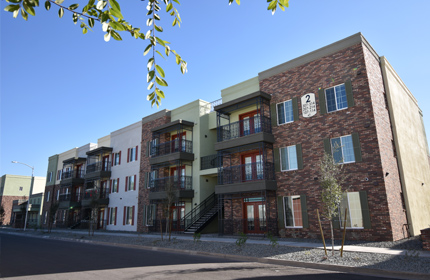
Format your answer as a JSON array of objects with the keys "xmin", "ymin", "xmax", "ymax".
[{"xmin": 0, "ymin": 233, "xmax": 401, "ymax": 279}]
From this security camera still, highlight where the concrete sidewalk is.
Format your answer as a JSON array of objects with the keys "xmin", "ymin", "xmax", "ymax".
[{"xmin": 7, "ymin": 228, "xmax": 429, "ymax": 258}]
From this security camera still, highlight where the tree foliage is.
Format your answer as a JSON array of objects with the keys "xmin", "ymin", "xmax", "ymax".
[{"xmin": 4, "ymin": 0, "xmax": 290, "ymax": 107}]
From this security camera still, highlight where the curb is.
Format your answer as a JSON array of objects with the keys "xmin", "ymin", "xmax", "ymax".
[{"xmin": 2, "ymin": 231, "xmax": 429, "ymax": 280}]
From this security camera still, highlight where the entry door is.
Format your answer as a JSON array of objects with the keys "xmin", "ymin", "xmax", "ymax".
[
  {"xmin": 171, "ymin": 202, "xmax": 185, "ymax": 231},
  {"xmin": 241, "ymin": 153, "xmax": 263, "ymax": 181},
  {"xmin": 244, "ymin": 200, "xmax": 266, "ymax": 234},
  {"xmin": 102, "ymin": 155, "xmax": 110, "ymax": 171},
  {"xmin": 239, "ymin": 110, "xmax": 261, "ymax": 136},
  {"xmin": 172, "ymin": 132, "xmax": 186, "ymax": 152},
  {"xmin": 170, "ymin": 166, "xmax": 185, "ymax": 189},
  {"xmin": 98, "ymin": 209, "xmax": 105, "ymax": 229}
]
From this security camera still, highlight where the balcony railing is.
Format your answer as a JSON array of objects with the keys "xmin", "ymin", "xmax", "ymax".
[
  {"xmin": 151, "ymin": 139, "xmax": 193, "ymax": 157},
  {"xmin": 217, "ymin": 162, "xmax": 275, "ymax": 185},
  {"xmin": 59, "ymin": 193, "xmax": 82, "ymax": 202},
  {"xmin": 62, "ymin": 169, "xmax": 85, "ymax": 180},
  {"xmin": 201, "ymin": 154, "xmax": 222, "ymax": 170},
  {"xmin": 86, "ymin": 161, "xmax": 111, "ymax": 174},
  {"xmin": 83, "ymin": 188, "xmax": 109, "ymax": 200},
  {"xmin": 217, "ymin": 115, "xmax": 272, "ymax": 142},
  {"xmin": 149, "ymin": 176, "xmax": 192, "ymax": 192}
]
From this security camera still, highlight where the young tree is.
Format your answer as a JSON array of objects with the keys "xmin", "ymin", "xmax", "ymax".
[
  {"xmin": 48, "ymin": 202, "xmax": 59, "ymax": 233},
  {"xmin": 164, "ymin": 178, "xmax": 177, "ymax": 241},
  {"xmin": 3, "ymin": 0, "xmax": 290, "ymax": 107},
  {"xmin": 319, "ymin": 151, "xmax": 345, "ymax": 256}
]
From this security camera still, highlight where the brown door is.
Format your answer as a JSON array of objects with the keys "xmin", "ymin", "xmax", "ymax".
[
  {"xmin": 170, "ymin": 202, "xmax": 185, "ymax": 231},
  {"xmin": 239, "ymin": 110, "xmax": 261, "ymax": 136},
  {"xmin": 241, "ymin": 152, "xmax": 263, "ymax": 181},
  {"xmin": 171, "ymin": 132, "xmax": 186, "ymax": 152},
  {"xmin": 102, "ymin": 155, "xmax": 110, "ymax": 171},
  {"xmin": 244, "ymin": 200, "xmax": 266, "ymax": 234}
]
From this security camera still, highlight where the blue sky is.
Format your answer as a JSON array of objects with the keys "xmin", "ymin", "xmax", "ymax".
[{"xmin": 1, "ymin": 0, "xmax": 430, "ymax": 177}]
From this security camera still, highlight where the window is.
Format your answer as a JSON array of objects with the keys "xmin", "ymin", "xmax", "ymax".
[
  {"xmin": 19, "ymin": 186, "xmax": 23, "ymax": 191},
  {"xmin": 46, "ymin": 191, "xmax": 50, "ymax": 202},
  {"xmin": 127, "ymin": 146, "xmax": 138, "ymax": 162},
  {"xmin": 145, "ymin": 204, "xmax": 156, "ymax": 226},
  {"xmin": 331, "ymin": 135, "xmax": 355, "ymax": 164},
  {"xmin": 277, "ymin": 100, "xmax": 294, "ymax": 125},
  {"xmin": 57, "ymin": 170, "xmax": 62, "ymax": 180},
  {"xmin": 325, "ymin": 83, "xmax": 348, "ymax": 113},
  {"xmin": 124, "ymin": 206, "xmax": 134, "ymax": 225},
  {"xmin": 284, "ymin": 196, "xmax": 303, "ymax": 227},
  {"xmin": 43, "ymin": 211, "xmax": 48, "ymax": 224},
  {"xmin": 126, "ymin": 175, "xmax": 136, "ymax": 191},
  {"xmin": 338, "ymin": 192, "xmax": 371, "ymax": 229},
  {"xmin": 149, "ymin": 170, "xmax": 157, "ymax": 188},
  {"xmin": 112, "ymin": 152, "xmax": 121, "ymax": 166},
  {"xmin": 56, "ymin": 190, "xmax": 60, "ymax": 201},
  {"xmin": 108, "ymin": 207, "xmax": 117, "ymax": 225},
  {"xmin": 47, "ymin": 171, "xmax": 53, "ymax": 182},
  {"xmin": 280, "ymin": 145, "xmax": 298, "ymax": 171},
  {"xmin": 110, "ymin": 178, "xmax": 119, "ymax": 193}
]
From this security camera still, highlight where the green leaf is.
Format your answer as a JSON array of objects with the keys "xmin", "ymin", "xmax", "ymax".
[
  {"xmin": 155, "ymin": 65, "xmax": 165, "ymax": 78},
  {"xmin": 69, "ymin": 4, "xmax": 79, "ymax": 10},
  {"xmin": 155, "ymin": 37, "xmax": 165, "ymax": 47},
  {"xmin": 143, "ymin": 44, "xmax": 152, "ymax": 56},
  {"xmin": 20, "ymin": 8, "xmax": 28, "ymax": 20},
  {"xmin": 154, "ymin": 24, "xmax": 163, "ymax": 32},
  {"xmin": 235, "ymin": 0, "xmax": 240, "ymax": 5},
  {"xmin": 83, "ymin": 27, "xmax": 88, "ymax": 34},
  {"xmin": 104, "ymin": 32, "xmax": 111, "ymax": 42},
  {"xmin": 13, "ymin": 8, "xmax": 19, "ymax": 18},
  {"xmin": 23, "ymin": 2, "xmax": 35, "ymax": 16},
  {"xmin": 147, "ymin": 70, "xmax": 155, "ymax": 83},
  {"xmin": 268, "ymin": 0, "xmax": 277, "ymax": 10},
  {"xmin": 108, "ymin": 0, "xmax": 121, "ymax": 11},
  {"xmin": 88, "ymin": 17, "xmax": 95, "ymax": 28},
  {"xmin": 145, "ymin": 29, "xmax": 151, "ymax": 39},
  {"xmin": 155, "ymin": 88, "xmax": 165, "ymax": 98},
  {"xmin": 173, "ymin": 0, "xmax": 180, "ymax": 4},
  {"xmin": 110, "ymin": 7, "xmax": 123, "ymax": 19},
  {"xmin": 154, "ymin": 14, "xmax": 160, "ymax": 20},
  {"xmin": 165, "ymin": 46, "xmax": 170, "ymax": 57},
  {"xmin": 156, "ymin": 50, "xmax": 165, "ymax": 59},
  {"xmin": 58, "ymin": 7, "xmax": 64, "ymax": 18},
  {"xmin": 166, "ymin": 3, "xmax": 173, "ymax": 12},
  {"xmin": 147, "ymin": 82, "xmax": 154, "ymax": 90},
  {"xmin": 147, "ymin": 58, "xmax": 154, "ymax": 70},
  {"xmin": 96, "ymin": 1, "xmax": 106, "ymax": 10},
  {"xmin": 6, "ymin": 0, "xmax": 22, "ymax": 3},
  {"xmin": 4, "ymin": 5, "xmax": 20, "ymax": 12},
  {"xmin": 110, "ymin": 21, "xmax": 126, "ymax": 31},
  {"xmin": 55, "ymin": 0, "xmax": 64, "ymax": 4},
  {"xmin": 146, "ymin": 18, "xmax": 153, "ymax": 26},
  {"xmin": 155, "ymin": 76, "xmax": 168, "ymax": 87},
  {"xmin": 73, "ymin": 12, "xmax": 78, "ymax": 24},
  {"xmin": 44, "ymin": 1, "xmax": 50, "ymax": 10},
  {"xmin": 110, "ymin": 30, "xmax": 122, "ymax": 41}
]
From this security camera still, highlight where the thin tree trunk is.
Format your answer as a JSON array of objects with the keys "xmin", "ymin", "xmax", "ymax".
[{"xmin": 330, "ymin": 220, "xmax": 334, "ymax": 256}]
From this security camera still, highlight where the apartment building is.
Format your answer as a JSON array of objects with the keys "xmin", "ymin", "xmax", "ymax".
[
  {"xmin": 0, "ymin": 174, "xmax": 45, "ymax": 226},
  {"xmin": 41, "ymin": 33, "xmax": 430, "ymax": 241}
]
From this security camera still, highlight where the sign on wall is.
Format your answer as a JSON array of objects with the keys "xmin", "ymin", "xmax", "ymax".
[{"xmin": 301, "ymin": 93, "xmax": 317, "ymax": 118}]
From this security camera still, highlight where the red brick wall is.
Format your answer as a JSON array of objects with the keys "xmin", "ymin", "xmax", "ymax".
[
  {"xmin": 40, "ymin": 184, "xmax": 60, "ymax": 229},
  {"xmin": 0, "ymin": 195, "xmax": 26, "ymax": 225},
  {"xmin": 260, "ymin": 42, "xmax": 406, "ymax": 241},
  {"xmin": 137, "ymin": 113, "xmax": 171, "ymax": 233},
  {"xmin": 421, "ymin": 228, "xmax": 430, "ymax": 250}
]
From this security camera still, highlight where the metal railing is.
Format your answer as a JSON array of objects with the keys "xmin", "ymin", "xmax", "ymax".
[
  {"xmin": 62, "ymin": 169, "xmax": 85, "ymax": 179},
  {"xmin": 217, "ymin": 115, "xmax": 271, "ymax": 142},
  {"xmin": 83, "ymin": 188, "xmax": 109, "ymax": 199},
  {"xmin": 210, "ymin": 98, "xmax": 222, "ymax": 112},
  {"xmin": 151, "ymin": 139, "xmax": 193, "ymax": 157},
  {"xmin": 183, "ymin": 193, "xmax": 218, "ymax": 230},
  {"xmin": 201, "ymin": 154, "xmax": 221, "ymax": 170},
  {"xmin": 217, "ymin": 162, "xmax": 275, "ymax": 185},
  {"xmin": 58, "ymin": 193, "xmax": 82, "ymax": 202},
  {"xmin": 149, "ymin": 176, "xmax": 192, "ymax": 192},
  {"xmin": 86, "ymin": 161, "xmax": 111, "ymax": 174}
]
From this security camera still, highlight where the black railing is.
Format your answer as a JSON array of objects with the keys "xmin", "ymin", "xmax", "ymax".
[
  {"xmin": 62, "ymin": 170, "xmax": 85, "ymax": 179},
  {"xmin": 83, "ymin": 188, "xmax": 109, "ymax": 200},
  {"xmin": 210, "ymin": 98, "xmax": 222, "ymax": 112},
  {"xmin": 218, "ymin": 162, "xmax": 275, "ymax": 185},
  {"xmin": 59, "ymin": 193, "xmax": 82, "ymax": 202},
  {"xmin": 149, "ymin": 176, "xmax": 192, "ymax": 192},
  {"xmin": 86, "ymin": 161, "xmax": 111, "ymax": 174},
  {"xmin": 183, "ymin": 193, "xmax": 218, "ymax": 230},
  {"xmin": 151, "ymin": 139, "xmax": 193, "ymax": 157},
  {"xmin": 201, "ymin": 154, "xmax": 221, "ymax": 170},
  {"xmin": 217, "ymin": 115, "xmax": 271, "ymax": 142}
]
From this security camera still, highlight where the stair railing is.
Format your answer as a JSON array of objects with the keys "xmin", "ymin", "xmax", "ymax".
[{"xmin": 182, "ymin": 193, "xmax": 218, "ymax": 231}]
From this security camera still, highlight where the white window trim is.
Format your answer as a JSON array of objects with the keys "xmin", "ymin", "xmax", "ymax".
[
  {"xmin": 283, "ymin": 195, "xmax": 303, "ymax": 228},
  {"xmin": 325, "ymin": 83, "xmax": 348, "ymax": 113},
  {"xmin": 280, "ymin": 145, "xmax": 298, "ymax": 172},
  {"xmin": 276, "ymin": 99, "xmax": 294, "ymax": 126}
]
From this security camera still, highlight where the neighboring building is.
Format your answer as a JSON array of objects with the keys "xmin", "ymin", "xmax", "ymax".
[
  {"xmin": 11, "ymin": 192, "xmax": 44, "ymax": 228},
  {"xmin": 40, "ymin": 33, "xmax": 430, "ymax": 241},
  {"xmin": 0, "ymin": 174, "xmax": 45, "ymax": 226}
]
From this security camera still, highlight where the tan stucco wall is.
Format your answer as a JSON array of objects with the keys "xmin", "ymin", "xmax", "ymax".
[
  {"xmin": 381, "ymin": 57, "xmax": 430, "ymax": 236},
  {"xmin": 98, "ymin": 135, "xmax": 111, "ymax": 147},
  {"xmin": 221, "ymin": 77, "xmax": 260, "ymax": 103},
  {"xmin": 0, "ymin": 175, "xmax": 45, "ymax": 196}
]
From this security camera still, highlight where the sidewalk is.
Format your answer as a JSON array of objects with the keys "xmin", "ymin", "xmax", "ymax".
[{"xmin": 6, "ymin": 228, "xmax": 429, "ymax": 258}]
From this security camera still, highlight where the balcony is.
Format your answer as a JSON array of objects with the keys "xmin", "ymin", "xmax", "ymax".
[
  {"xmin": 85, "ymin": 162, "xmax": 111, "ymax": 180},
  {"xmin": 58, "ymin": 193, "xmax": 82, "ymax": 209},
  {"xmin": 148, "ymin": 176, "xmax": 194, "ymax": 200},
  {"xmin": 215, "ymin": 116, "xmax": 274, "ymax": 151},
  {"xmin": 81, "ymin": 188, "xmax": 109, "ymax": 207},
  {"xmin": 215, "ymin": 162, "xmax": 277, "ymax": 194},
  {"xmin": 61, "ymin": 170, "xmax": 85, "ymax": 186},
  {"xmin": 149, "ymin": 139, "xmax": 194, "ymax": 165}
]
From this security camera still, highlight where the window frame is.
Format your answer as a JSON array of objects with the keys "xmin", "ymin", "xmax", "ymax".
[
  {"xmin": 125, "ymin": 206, "xmax": 133, "ymax": 225},
  {"xmin": 145, "ymin": 204, "xmax": 156, "ymax": 226},
  {"xmin": 276, "ymin": 99, "xmax": 294, "ymax": 125},
  {"xmin": 111, "ymin": 178, "xmax": 118, "ymax": 193},
  {"xmin": 325, "ymin": 83, "xmax": 348, "ymax": 113},
  {"xmin": 280, "ymin": 145, "xmax": 298, "ymax": 171},
  {"xmin": 283, "ymin": 195, "xmax": 304, "ymax": 228},
  {"xmin": 331, "ymin": 135, "xmax": 355, "ymax": 164},
  {"xmin": 339, "ymin": 192, "xmax": 364, "ymax": 229}
]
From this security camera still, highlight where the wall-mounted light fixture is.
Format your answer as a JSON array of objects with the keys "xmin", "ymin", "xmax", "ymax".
[{"xmin": 385, "ymin": 172, "xmax": 389, "ymax": 177}]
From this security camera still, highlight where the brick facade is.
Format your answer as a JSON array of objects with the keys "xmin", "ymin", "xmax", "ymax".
[
  {"xmin": 0, "ymin": 195, "xmax": 26, "ymax": 225},
  {"xmin": 259, "ymin": 42, "xmax": 408, "ymax": 241},
  {"xmin": 40, "ymin": 184, "xmax": 59, "ymax": 229},
  {"xmin": 421, "ymin": 228, "xmax": 430, "ymax": 251}
]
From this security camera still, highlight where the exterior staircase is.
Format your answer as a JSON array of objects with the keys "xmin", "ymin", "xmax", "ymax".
[{"xmin": 183, "ymin": 193, "xmax": 221, "ymax": 234}]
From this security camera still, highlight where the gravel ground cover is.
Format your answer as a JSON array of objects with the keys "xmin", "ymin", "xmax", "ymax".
[{"xmin": 3, "ymin": 229, "xmax": 430, "ymax": 275}]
